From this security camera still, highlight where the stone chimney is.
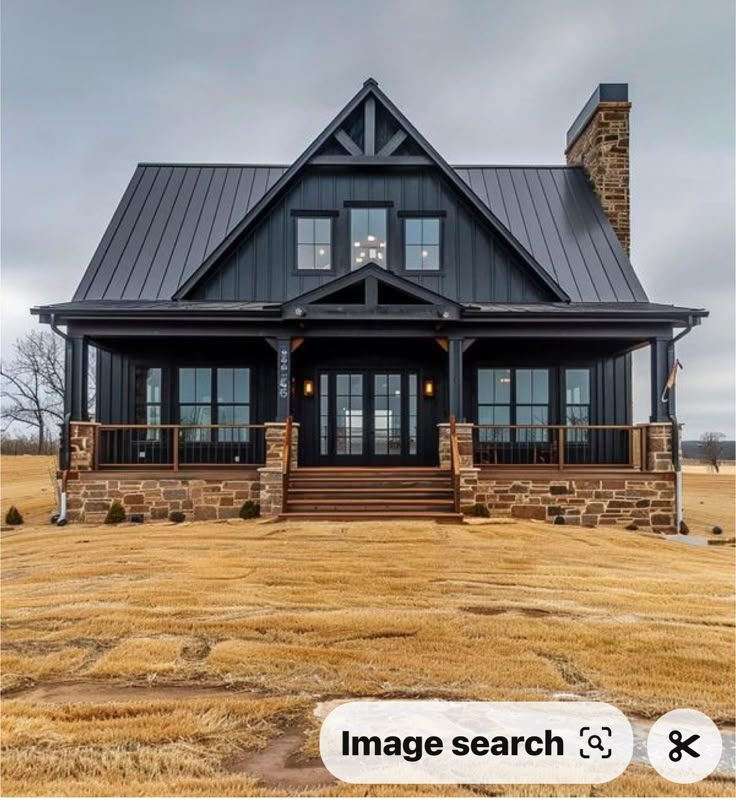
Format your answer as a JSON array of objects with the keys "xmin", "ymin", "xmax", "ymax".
[{"xmin": 566, "ymin": 84, "xmax": 631, "ymax": 255}]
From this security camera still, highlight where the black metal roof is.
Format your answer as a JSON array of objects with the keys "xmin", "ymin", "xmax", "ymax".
[{"xmin": 71, "ymin": 161, "xmax": 647, "ymax": 305}]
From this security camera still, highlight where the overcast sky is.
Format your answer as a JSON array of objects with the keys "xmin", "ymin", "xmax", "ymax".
[{"xmin": 2, "ymin": 0, "xmax": 734, "ymax": 438}]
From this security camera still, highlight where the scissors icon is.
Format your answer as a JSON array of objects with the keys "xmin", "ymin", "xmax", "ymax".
[{"xmin": 669, "ymin": 730, "xmax": 700, "ymax": 762}]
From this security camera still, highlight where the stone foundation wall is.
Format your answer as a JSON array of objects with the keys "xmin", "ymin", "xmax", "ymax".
[
  {"xmin": 474, "ymin": 474, "xmax": 676, "ymax": 532},
  {"xmin": 67, "ymin": 474, "xmax": 260, "ymax": 524}
]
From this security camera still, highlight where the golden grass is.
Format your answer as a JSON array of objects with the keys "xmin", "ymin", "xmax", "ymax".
[
  {"xmin": 0, "ymin": 454, "xmax": 57, "ymax": 525},
  {"xmin": 683, "ymin": 472, "xmax": 735, "ymax": 537},
  {"xmin": 1, "ymin": 456, "xmax": 734, "ymax": 796}
]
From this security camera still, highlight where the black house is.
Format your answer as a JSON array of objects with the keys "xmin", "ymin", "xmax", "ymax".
[{"xmin": 33, "ymin": 79, "xmax": 706, "ymax": 527}]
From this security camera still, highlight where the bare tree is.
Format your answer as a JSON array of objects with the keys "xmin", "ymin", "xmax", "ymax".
[
  {"xmin": 699, "ymin": 431, "xmax": 727, "ymax": 473},
  {"xmin": 1, "ymin": 330, "xmax": 65, "ymax": 453}
]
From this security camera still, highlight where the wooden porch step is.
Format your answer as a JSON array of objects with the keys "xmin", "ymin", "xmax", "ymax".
[
  {"xmin": 284, "ymin": 466, "xmax": 457, "ymax": 521},
  {"xmin": 279, "ymin": 515, "xmax": 463, "ymax": 523},
  {"xmin": 287, "ymin": 498, "xmax": 454, "ymax": 510},
  {"xmin": 288, "ymin": 487, "xmax": 453, "ymax": 496}
]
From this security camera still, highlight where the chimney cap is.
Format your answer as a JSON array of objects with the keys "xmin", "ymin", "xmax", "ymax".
[{"xmin": 566, "ymin": 83, "xmax": 629, "ymax": 148}]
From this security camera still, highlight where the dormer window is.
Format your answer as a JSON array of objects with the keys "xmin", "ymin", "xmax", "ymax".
[
  {"xmin": 297, "ymin": 217, "xmax": 332, "ymax": 270},
  {"xmin": 351, "ymin": 208, "xmax": 387, "ymax": 269}
]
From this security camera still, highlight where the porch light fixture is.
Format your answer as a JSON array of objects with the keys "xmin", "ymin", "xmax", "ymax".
[
  {"xmin": 294, "ymin": 306, "xmax": 306, "ymax": 317},
  {"xmin": 303, "ymin": 379, "xmax": 315, "ymax": 398},
  {"xmin": 423, "ymin": 379, "xmax": 435, "ymax": 398},
  {"xmin": 440, "ymin": 310, "xmax": 450, "ymax": 319}
]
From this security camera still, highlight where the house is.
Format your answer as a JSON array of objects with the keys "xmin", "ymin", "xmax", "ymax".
[{"xmin": 33, "ymin": 79, "xmax": 707, "ymax": 529}]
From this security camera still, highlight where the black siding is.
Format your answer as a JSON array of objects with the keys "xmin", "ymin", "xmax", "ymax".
[{"xmin": 192, "ymin": 168, "xmax": 551, "ymax": 304}]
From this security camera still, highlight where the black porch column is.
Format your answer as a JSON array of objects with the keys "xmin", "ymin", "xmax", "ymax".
[
  {"xmin": 650, "ymin": 336, "xmax": 673, "ymax": 421},
  {"xmin": 448, "ymin": 336, "xmax": 464, "ymax": 421},
  {"xmin": 275, "ymin": 337, "xmax": 292, "ymax": 421},
  {"xmin": 64, "ymin": 336, "xmax": 88, "ymax": 421}
]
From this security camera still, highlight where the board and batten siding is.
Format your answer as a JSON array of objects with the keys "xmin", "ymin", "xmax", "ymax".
[{"xmin": 190, "ymin": 168, "xmax": 552, "ymax": 303}]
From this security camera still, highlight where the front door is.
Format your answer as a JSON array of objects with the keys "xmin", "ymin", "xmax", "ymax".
[{"xmin": 317, "ymin": 370, "xmax": 421, "ymax": 465}]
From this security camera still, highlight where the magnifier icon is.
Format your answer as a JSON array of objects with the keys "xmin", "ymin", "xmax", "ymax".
[{"xmin": 579, "ymin": 726, "xmax": 612, "ymax": 759}]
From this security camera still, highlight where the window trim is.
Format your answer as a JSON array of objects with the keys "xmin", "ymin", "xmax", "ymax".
[
  {"xmin": 402, "ymin": 215, "xmax": 444, "ymax": 273},
  {"xmin": 294, "ymin": 214, "xmax": 335, "ymax": 273}
]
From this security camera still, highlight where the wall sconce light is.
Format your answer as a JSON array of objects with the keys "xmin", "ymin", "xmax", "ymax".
[
  {"xmin": 303, "ymin": 379, "xmax": 315, "ymax": 398},
  {"xmin": 423, "ymin": 379, "xmax": 435, "ymax": 398}
]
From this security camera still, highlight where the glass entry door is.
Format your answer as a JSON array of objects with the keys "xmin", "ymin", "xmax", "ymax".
[{"xmin": 319, "ymin": 371, "xmax": 419, "ymax": 465}]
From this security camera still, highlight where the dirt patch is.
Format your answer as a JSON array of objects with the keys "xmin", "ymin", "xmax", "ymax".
[
  {"xmin": 224, "ymin": 724, "xmax": 335, "ymax": 789},
  {"xmin": 462, "ymin": 605, "xmax": 554, "ymax": 619},
  {"xmin": 5, "ymin": 680, "xmax": 264, "ymax": 704},
  {"xmin": 539, "ymin": 652, "xmax": 592, "ymax": 688}
]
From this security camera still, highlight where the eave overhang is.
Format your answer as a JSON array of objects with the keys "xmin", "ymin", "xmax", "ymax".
[{"xmin": 31, "ymin": 302, "xmax": 707, "ymax": 330}]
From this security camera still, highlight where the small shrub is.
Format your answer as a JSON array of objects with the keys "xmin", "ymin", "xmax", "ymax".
[
  {"xmin": 104, "ymin": 501, "xmax": 126, "ymax": 525},
  {"xmin": 239, "ymin": 500, "xmax": 260, "ymax": 519},
  {"xmin": 468, "ymin": 503, "xmax": 490, "ymax": 518},
  {"xmin": 625, "ymin": 523, "xmax": 639, "ymax": 531},
  {"xmin": 5, "ymin": 506, "xmax": 23, "ymax": 526},
  {"xmin": 553, "ymin": 515, "xmax": 565, "ymax": 525},
  {"xmin": 129, "ymin": 514, "xmax": 144, "ymax": 524},
  {"xmin": 679, "ymin": 520, "xmax": 689, "ymax": 536},
  {"xmin": 712, "ymin": 525, "xmax": 723, "ymax": 535},
  {"xmin": 169, "ymin": 511, "xmax": 186, "ymax": 524}
]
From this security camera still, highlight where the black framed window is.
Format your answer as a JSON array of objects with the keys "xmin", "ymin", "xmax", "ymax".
[
  {"xmin": 217, "ymin": 368, "xmax": 251, "ymax": 442},
  {"xmin": 477, "ymin": 368, "xmax": 550, "ymax": 442},
  {"xmin": 405, "ymin": 218, "xmax": 441, "ymax": 270},
  {"xmin": 179, "ymin": 368, "xmax": 212, "ymax": 442},
  {"xmin": 351, "ymin": 208, "xmax": 387, "ymax": 269},
  {"xmin": 565, "ymin": 368, "xmax": 591, "ymax": 442},
  {"xmin": 516, "ymin": 369, "xmax": 549, "ymax": 442},
  {"xmin": 297, "ymin": 217, "xmax": 331, "ymax": 270},
  {"xmin": 134, "ymin": 367, "xmax": 162, "ymax": 440},
  {"xmin": 478, "ymin": 369, "xmax": 511, "ymax": 442}
]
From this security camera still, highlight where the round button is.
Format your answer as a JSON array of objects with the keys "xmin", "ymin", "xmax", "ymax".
[{"xmin": 647, "ymin": 709, "xmax": 723, "ymax": 783}]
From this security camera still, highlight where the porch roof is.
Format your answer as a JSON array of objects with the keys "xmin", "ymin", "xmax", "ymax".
[{"xmin": 33, "ymin": 298, "xmax": 705, "ymax": 329}]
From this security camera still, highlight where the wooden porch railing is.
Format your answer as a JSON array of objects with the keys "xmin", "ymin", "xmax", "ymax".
[
  {"xmin": 282, "ymin": 416, "xmax": 293, "ymax": 511},
  {"xmin": 95, "ymin": 423, "xmax": 266, "ymax": 470},
  {"xmin": 449, "ymin": 415, "xmax": 461, "ymax": 513},
  {"xmin": 471, "ymin": 424, "xmax": 646, "ymax": 469}
]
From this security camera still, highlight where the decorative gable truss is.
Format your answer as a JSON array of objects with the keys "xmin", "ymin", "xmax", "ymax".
[
  {"xmin": 174, "ymin": 79, "xmax": 570, "ymax": 303},
  {"xmin": 282, "ymin": 263, "xmax": 462, "ymax": 320},
  {"xmin": 313, "ymin": 83, "xmax": 428, "ymax": 162}
]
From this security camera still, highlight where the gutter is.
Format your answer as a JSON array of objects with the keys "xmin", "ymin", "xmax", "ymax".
[
  {"xmin": 49, "ymin": 314, "xmax": 70, "ymax": 526},
  {"xmin": 665, "ymin": 320, "xmax": 694, "ymax": 533}
]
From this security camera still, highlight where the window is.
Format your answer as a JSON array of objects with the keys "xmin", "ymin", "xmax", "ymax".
[
  {"xmin": 565, "ymin": 368, "xmax": 591, "ymax": 442},
  {"xmin": 297, "ymin": 217, "xmax": 331, "ymax": 270},
  {"xmin": 477, "ymin": 368, "xmax": 550, "ymax": 442},
  {"xmin": 134, "ymin": 367, "xmax": 162, "ymax": 440},
  {"xmin": 351, "ymin": 208, "xmax": 387, "ymax": 269},
  {"xmin": 217, "ymin": 368, "xmax": 251, "ymax": 442},
  {"xmin": 405, "ymin": 218, "xmax": 440, "ymax": 270},
  {"xmin": 477, "ymin": 369, "xmax": 511, "ymax": 442},
  {"xmin": 516, "ymin": 369, "xmax": 549, "ymax": 442},
  {"xmin": 179, "ymin": 368, "xmax": 212, "ymax": 442}
]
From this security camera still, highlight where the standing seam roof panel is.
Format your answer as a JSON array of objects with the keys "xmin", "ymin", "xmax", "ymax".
[
  {"xmin": 122, "ymin": 166, "xmax": 187, "ymax": 300},
  {"xmin": 72, "ymin": 163, "xmax": 645, "ymax": 303}
]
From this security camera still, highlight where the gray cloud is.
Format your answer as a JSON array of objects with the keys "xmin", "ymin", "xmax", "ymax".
[{"xmin": 2, "ymin": 0, "xmax": 734, "ymax": 438}]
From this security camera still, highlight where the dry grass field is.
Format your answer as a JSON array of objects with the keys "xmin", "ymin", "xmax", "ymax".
[{"xmin": 1, "ymin": 455, "xmax": 734, "ymax": 797}]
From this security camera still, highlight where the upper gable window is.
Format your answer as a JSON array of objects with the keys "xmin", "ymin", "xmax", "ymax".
[
  {"xmin": 405, "ymin": 218, "xmax": 441, "ymax": 270},
  {"xmin": 351, "ymin": 208, "xmax": 387, "ymax": 269},
  {"xmin": 297, "ymin": 217, "xmax": 332, "ymax": 270}
]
